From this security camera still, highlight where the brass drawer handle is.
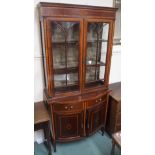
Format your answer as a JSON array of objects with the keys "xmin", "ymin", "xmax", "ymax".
[{"xmin": 64, "ymin": 105, "xmax": 74, "ymax": 110}]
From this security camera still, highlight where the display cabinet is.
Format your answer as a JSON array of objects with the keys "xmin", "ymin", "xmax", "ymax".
[{"xmin": 39, "ymin": 2, "xmax": 117, "ymax": 151}]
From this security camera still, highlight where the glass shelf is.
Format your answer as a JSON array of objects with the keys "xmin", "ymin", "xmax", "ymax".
[
  {"xmin": 86, "ymin": 61, "xmax": 105, "ymax": 66},
  {"xmin": 54, "ymin": 80, "xmax": 79, "ymax": 87},
  {"xmin": 54, "ymin": 85, "xmax": 79, "ymax": 92},
  {"xmin": 54, "ymin": 67, "xmax": 78, "ymax": 74},
  {"xmin": 87, "ymin": 39, "xmax": 108, "ymax": 43},
  {"xmin": 85, "ymin": 80, "xmax": 104, "ymax": 88},
  {"xmin": 52, "ymin": 40, "xmax": 79, "ymax": 44}
]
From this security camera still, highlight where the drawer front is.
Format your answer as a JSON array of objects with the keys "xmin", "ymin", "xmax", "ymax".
[
  {"xmin": 53, "ymin": 102, "xmax": 83, "ymax": 112},
  {"xmin": 86, "ymin": 95, "xmax": 107, "ymax": 108},
  {"xmin": 86, "ymin": 102, "xmax": 107, "ymax": 136}
]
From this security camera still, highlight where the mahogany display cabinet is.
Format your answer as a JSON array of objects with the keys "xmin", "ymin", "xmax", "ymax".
[{"xmin": 38, "ymin": 2, "xmax": 117, "ymax": 151}]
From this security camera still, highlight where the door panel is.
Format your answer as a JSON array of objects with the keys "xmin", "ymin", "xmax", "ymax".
[
  {"xmin": 46, "ymin": 18, "xmax": 83, "ymax": 94},
  {"xmin": 86, "ymin": 103, "xmax": 106, "ymax": 136},
  {"xmin": 83, "ymin": 19, "xmax": 112, "ymax": 89},
  {"xmin": 54, "ymin": 111, "xmax": 84, "ymax": 140}
]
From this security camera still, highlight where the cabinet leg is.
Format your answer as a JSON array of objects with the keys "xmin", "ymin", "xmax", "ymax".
[
  {"xmin": 46, "ymin": 122, "xmax": 52, "ymax": 155},
  {"xmin": 101, "ymin": 127, "xmax": 105, "ymax": 136},
  {"xmin": 50, "ymin": 129, "xmax": 56, "ymax": 152},
  {"xmin": 53, "ymin": 141, "xmax": 56, "ymax": 152},
  {"xmin": 111, "ymin": 140, "xmax": 115, "ymax": 155}
]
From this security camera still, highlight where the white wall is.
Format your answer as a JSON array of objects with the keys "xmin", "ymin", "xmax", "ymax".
[
  {"xmin": 34, "ymin": 0, "xmax": 120, "ymax": 143},
  {"xmin": 110, "ymin": 45, "xmax": 121, "ymax": 83}
]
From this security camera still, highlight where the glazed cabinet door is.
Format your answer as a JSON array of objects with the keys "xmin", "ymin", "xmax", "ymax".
[
  {"xmin": 83, "ymin": 19, "xmax": 114, "ymax": 89},
  {"xmin": 44, "ymin": 18, "xmax": 83, "ymax": 96},
  {"xmin": 86, "ymin": 102, "xmax": 107, "ymax": 136},
  {"xmin": 54, "ymin": 111, "xmax": 84, "ymax": 141}
]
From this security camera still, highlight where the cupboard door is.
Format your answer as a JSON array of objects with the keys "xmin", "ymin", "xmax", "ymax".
[
  {"xmin": 46, "ymin": 18, "xmax": 83, "ymax": 94},
  {"xmin": 83, "ymin": 19, "xmax": 113, "ymax": 89},
  {"xmin": 86, "ymin": 103, "xmax": 106, "ymax": 136},
  {"xmin": 54, "ymin": 111, "xmax": 84, "ymax": 140}
]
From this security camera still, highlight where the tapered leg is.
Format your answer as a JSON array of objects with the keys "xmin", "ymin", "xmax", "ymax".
[
  {"xmin": 101, "ymin": 127, "xmax": 105, "ymax": 136},
  {"xmin": 45, "ymin": 122, "xmax": 52, "ymax": 155},
  {"xmin": 53, "ymin": 140, "xmax": 56, "ymax": 152},
  {"xmin": 44, "ymin": 126, "xmax": 47, "ymax": 140},
  {"xmin": 50, "ymin": 128, "xmax": 56, "ymax": 152}
]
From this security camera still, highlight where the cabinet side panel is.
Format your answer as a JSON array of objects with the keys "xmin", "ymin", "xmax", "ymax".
[
  {"xmin": 41, "ymin": 18, "xmax": 54, "ymax": 96},
  {"xmin": 104, "ymin": 21, "xmax": 115, "ymax": 86},
  {"xmin": 40, "ymin": 20, "xmax": 47, "ymax": 89}
]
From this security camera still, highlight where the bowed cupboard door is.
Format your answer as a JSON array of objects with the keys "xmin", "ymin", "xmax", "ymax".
[{"xmin": 43, "ymin": 18, "xmax": 83, "ymax": 96}]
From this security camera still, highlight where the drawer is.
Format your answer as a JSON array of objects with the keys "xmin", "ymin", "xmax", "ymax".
[
  {"xmin": 53, "ymin": 102, "xmax": 83, "ymax": 112},
  {"xmin": 86, "ymin": 95, "xmax": 107, "ymax": 108}
]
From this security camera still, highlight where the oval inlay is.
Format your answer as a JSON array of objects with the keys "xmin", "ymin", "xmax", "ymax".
[{"xmin": 66, "ymin": 124, "xmax": 72, "ymax": 130}]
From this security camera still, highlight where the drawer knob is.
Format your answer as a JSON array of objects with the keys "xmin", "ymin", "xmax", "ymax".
[
  {"xmin": 96, "ymin": 100, "xmax": 98, "ymax": 103},
  {"xmin": 99, "ymin": 98, "xmax": 102, "ymax": 101},
  {"xmin": 70, "ymin": 106, "xmax": 73, "ymax": 109},
  {"xmin": 65, "ymin": 106, "xmax": 68, "ymax": 109}
]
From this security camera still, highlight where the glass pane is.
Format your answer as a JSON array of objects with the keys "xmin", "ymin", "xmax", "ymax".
[
  {"xmin": 87, "ymin": 22, "xmax": 109, "ymax": 65},
  {"xmin": 67, "ymin": 73, "xmax": 78, "ymax": 85},
  {"xmin": 85, "ymin": 22, "xmax": 109, "ymax": 87},
  {"xmin": 86, "ymin": 66, "xmax": 105, "ymax": 83},
  {"xmin": 96, "ymin": 66, "xmax": 105, "ymax": 80},
  {"xmin": 53, "ymin": 44, "xmax": 66, "ymax": 69},
  {"xmin": 86, "ymin": 67, "xmax": 96, "ymax": 82},
  {"xmin": 54, "ymin": 74, "xmax": 66, "ymax": 87},
  {"xmin": 51, "ymin": 21, "xmax": 80, "ymax": 92},
  {"xmin": 52, "ymin": 22, "xmax": 79, "ymax": 42},
  {"xmin": 54, "ymin": 73, "xmax": 78, "ymax": 87},
  {"xmin": 86, "ymin": 42, "xmax": 97, "ymax": 65},
  {"xmin": 67, "ymin": 45, "xmax": 78, "ymax": 67}
]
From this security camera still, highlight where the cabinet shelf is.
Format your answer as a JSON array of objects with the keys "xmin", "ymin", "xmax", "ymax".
[
  {"xmin": 55, "ymin": 82, "xmax": 78, "ymax": 88},
  {"xmin": 85, "ymin": 80, "xmax": 104, "ymax": 88},
  {"xmin": 52, "ymin": 39, "xmax": 107, "ymax": 45},
  {"xmin": 86, "ymin": 61, "xmax": 105, "ymax": 67},
  {"xmin": 54, "ymin": 79, "xmax": 79, "ymax": 90},
  {"xmin": 52, "ymin": 41, "xmax": 79, "ymax": 47},
  {"xmin": 87, "ymin": 39, "xmax": 108, "ymax": 43},
  {"xmin": 54, "ymin": 84, "xmax": 79, "ymax": 92},
  {"xmin": 54, "ymin": 67, "xmax": 78, "ymax": 74},
  {"xmin": 52, "ymin": 40, "xmax": 79, "ymax": 44}
]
